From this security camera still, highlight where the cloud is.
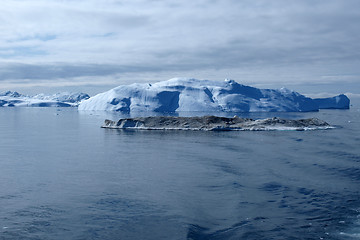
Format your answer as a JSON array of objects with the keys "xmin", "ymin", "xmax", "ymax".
[
  {"xmin": 0, "ymin": 0, "xmax": 359, "ymax": 93},
  {"xmin": 0, "ymin": 63, "xmax": 157, "ymax": 80}
]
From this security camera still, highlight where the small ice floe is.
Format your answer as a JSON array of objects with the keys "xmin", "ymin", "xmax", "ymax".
[{"xmin": 101, "ymin": 116, "xmax": 333, "ymax": 131}]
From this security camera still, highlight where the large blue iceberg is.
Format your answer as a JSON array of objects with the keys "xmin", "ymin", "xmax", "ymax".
[{"xmin": 78, "ymin": 78, "xmax": 349, "ymax": 112}]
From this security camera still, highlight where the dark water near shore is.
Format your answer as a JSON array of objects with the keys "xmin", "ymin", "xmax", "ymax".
[{"xmin": 0, "ymin": 103, "xmax": 359, "ymax": 239}]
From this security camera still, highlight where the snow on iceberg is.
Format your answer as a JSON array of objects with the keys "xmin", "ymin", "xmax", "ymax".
[
  {"xmin": 78, "ymin": 78, "xmax": 319, "ymax": 112},
  {"xmin": 0, "ymin": 91, "xmax": 89, "ymax": 107},
  {"xmin": 313, "ymin": 94, "xmax": 350, "ymax": 109}
]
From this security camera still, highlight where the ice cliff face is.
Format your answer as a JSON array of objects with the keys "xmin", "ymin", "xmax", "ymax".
[
  {"xmin": 78, "ymin": 78, "xmax": 320, "ymax": 112},
  {"xmin": 0, "ymin": 91, "xmax": 89, "ymax": 107},
  {"xmin": 313, "ymin": 94, "xmax": 350, "ymax": 109}
]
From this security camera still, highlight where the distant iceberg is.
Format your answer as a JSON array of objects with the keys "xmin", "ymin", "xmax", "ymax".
[
  {"xmin": 1, "ymin": 78, "xmax": 350, "ymax": 111},
  {"xmin": 0, "ymin": 91, "xmax": 89, "ymax": 107},
  {"xmin": 102, "ymin": 116, "xmax": 332, "ymax": 131},
  {"xmin": 79, "ymin": 78, "xmax": 322, "ymax": 112},
  {"xmin": 313, "ymin": 94, "xmax": 350, "ymax": 109}
]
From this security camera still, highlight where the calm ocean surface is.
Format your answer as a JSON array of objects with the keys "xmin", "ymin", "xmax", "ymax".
[{"xmin": 0, "ymin": 101, "xmax": 359, "ymax": 240}]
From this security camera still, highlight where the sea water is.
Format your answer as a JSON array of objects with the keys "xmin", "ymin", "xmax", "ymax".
[{"xmin": 0, "ymin": 102, "xmax": 359, "ymax": 240}]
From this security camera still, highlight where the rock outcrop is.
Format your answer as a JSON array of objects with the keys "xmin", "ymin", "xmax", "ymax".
[{"xmin": 102, "ymin": 116, "xmax": 332, "ymax": 131}]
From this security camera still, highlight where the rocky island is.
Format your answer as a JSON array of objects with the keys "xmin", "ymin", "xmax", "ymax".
[{"xmin": 102, "ymin": 116, "xmax": 332, "ymax": 131}]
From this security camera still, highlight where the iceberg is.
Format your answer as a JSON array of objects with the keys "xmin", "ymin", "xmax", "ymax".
[
  {"xmin": 78, "ymin": 78, "xmax": 320, "ymax": 112},
  {"xmin": 0, "ymin": 91, "xmax": 89, "ymax": 107},
  {"xmin": 313, "ymin": 94, "xmax": 350, "ymax": 109},
  {"xmin": 102, "ymin": 116, "xmax": 332, "ymax": 131}
]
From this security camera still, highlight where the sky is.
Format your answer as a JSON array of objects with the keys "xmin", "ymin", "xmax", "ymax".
[{"xmin": 0, "ymin": 0, "xmax": 360, "ymax": 96}]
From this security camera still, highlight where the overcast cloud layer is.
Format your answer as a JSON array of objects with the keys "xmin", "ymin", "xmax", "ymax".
[{"xmin": 1, "ymin": 0, "xmax": 359, "ymax": 94}]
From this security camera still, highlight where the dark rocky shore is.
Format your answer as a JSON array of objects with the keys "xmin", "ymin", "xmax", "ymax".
[{"xmin": 102, "ymin": 116, "xmax": 332, "ymax": 131}]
